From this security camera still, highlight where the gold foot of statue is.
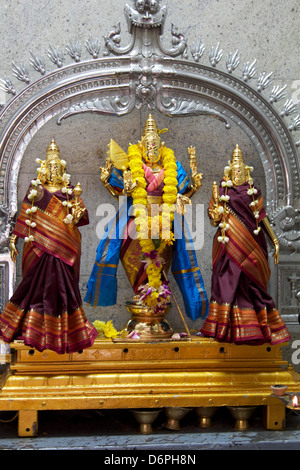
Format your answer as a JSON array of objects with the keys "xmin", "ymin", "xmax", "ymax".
[
  {"xmin": 228, "ymin": 406, "xmax": 256, "ymax": 431},
  {"xmin": 163, "ymin": 407, "xmax": 192, "ymax": 431},
  {"xmin": 18, "ymin": 410, "xmax": 38, "ymax": 437},
  {"xmin": 131, "ymin": 409, "xmax": 161, "ymax": 434},
  {"xmin": 196, "ymin": 406, "xmax": 217, "ymax": 428},
  {"xmin": 124, "ymin": 301, "xmax": 173, "ymax": 342}
]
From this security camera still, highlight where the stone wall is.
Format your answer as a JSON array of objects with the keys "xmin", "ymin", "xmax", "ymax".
[{"xmin": 0, "ymin": 0, "xmax": 299, "ymax": 333}]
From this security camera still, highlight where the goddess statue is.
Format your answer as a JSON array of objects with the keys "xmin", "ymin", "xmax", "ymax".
[
  {"xmin": 85, "ymin": 115, "xmax": 208, "ymax": 335},
  {"xmin": 200, "ymin": 144, "xmax": 291, "ymax": 345},
  {"xmin": 0, "ymin": 139, "xmax": 98, "ymax": 353}
]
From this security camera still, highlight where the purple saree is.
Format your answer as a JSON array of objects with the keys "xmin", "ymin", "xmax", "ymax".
[
  {"xmin": 0, "ymin": 184, "xmax": 98, "ymax": 354},
  {"xmin": 200, "ymin": 183, "xmax": 291, "ymax": 345}
]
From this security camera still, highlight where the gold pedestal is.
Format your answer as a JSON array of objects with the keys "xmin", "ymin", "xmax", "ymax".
[
  {"xmin": 131, "ymin": 409, "xmax": 161, "ymax": 434},
  {"xmin": 163, "ymin": 407, "xmax": 192, "ymax": 430},
  {"xmin": 124, "ymin": 301, "xmax": 173, "ymax": 341},
  {"xmin": 228, "ymin": 406, "xmax": 256, "ymax": 430},
  {"xmin": 196, "ymin": 406, "xmax": 217, "ymax": 428},
  {"xmin": 1, "ymin": 337, "xmax": 300, "ymax": 436}
]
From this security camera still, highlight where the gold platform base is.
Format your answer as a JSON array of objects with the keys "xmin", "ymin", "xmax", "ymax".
[{"xmin": 1, "ymin": 337, "xmax": 300, "ymax": 436}]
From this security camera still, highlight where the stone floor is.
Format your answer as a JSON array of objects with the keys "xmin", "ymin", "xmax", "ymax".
[{"xmin": 0, "ymin": 404, "xmax": 300, "ymax": 451}]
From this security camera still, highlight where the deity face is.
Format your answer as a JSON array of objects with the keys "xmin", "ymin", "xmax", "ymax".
[
  {"xmin": 46, "ymin": 158, "xmax": 63, "ymax": 184},
  {"xmin": 143, "ymin": 136, "xmax": 161, "ymax": 165},
  {"xmin": 231, "ymin": 164, "xmax": 247, "ymax": 186}
]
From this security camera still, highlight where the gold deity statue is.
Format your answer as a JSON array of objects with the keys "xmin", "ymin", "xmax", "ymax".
[
  {"xmin": 100, "ymin": 115, "xmax": 202, "ymax": 205},
  {"xmin": 200, "ymin": 144, "xmax": 290, "ymax": 345},
  {"xmin": 208, "ymin": 144, "xmax": 279, "ymax": 263},
  {"xmin": 85, "ymin": 115, "xmax": 208, "ymax": 340},
  {"xmin": 0, "ymin": 139, "xmax": 98, "ymax": 353}
]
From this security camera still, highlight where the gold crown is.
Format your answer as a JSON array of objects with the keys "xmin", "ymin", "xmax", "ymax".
[
  {"xmin": 226, "ymin": 144, "xmax": 253, "ymax": 186},
  {"xmin": 46, "ymin": 139, "xmax": 60, "ymax": 161},
  {"xmin": 142, "ymin": 114, "xmax": 160, "ymax": 140},
  {"xmin": 230, "ymin": 144, "xmax": 245, "ymax": 167},
  {"xmin": 142, "ymin": 114, "xmax": 168, "ymax": 140}
]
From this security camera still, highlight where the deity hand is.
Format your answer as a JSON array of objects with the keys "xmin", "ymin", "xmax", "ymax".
[
  {"xmin": 71, "ymin": 203, "xmax": 86, "ymax": 224},
  {"xmin": 208, "ymin": 207, "xmax": 224, "ymax": 226},
  {"xmin": 273, "ymin": 238, "xmax": 279, "ymax": 265},
  {"xmin": 9, "ymin": 234, "xmax": 19, "ymax": 263},
  {"xmin": 208, "ymin": 182, "xmax": 223, "ymax": 225},
  {"xmin": 100, "ymin": 157, "xmax": 122, "ymax": 197},
  {"xmin": 212, "ymin": 181, "xmax": 219, "ymax": 206},
  {"xmin": 186, "ymin": 146, "xmax": 203, "ymax": 196},
  {"xmin": 100, "ymin": 157, "xmax": 112, "ymax": 185},
  {"xmin": 122, "ymin": 170, "xmax": 138, "ymax": 196},
  {"xmin": 261, "ymin": 216, "xmax": 280, "ymax": 265},
  {"xmin": 191, "ymin": 171, "xmax": 203, "ymax": 191},
  {"xmin": 176, "ymin": 193, "xmax": 192, "ymax": 215}
]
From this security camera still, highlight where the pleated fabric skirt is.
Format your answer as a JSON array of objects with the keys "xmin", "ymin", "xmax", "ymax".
[{"xmin": 0, "ymin": 251, "xmax": 98, "ymax": 354}]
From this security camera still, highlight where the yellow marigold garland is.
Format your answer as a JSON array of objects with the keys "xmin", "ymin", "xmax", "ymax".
[
  {"xmin": 128, "ymin": 143, "xmax": 178, "ymax": 311},
  {"xmin": 93, "ymin": 320, "xmax": 123, "ymax": 338}
]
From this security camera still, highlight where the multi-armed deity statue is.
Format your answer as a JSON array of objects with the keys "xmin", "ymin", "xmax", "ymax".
[
  {"xmin": 85, "ymin": 114, "xmax": 208, "ymax": 339},
  {"xmin": 0, "ymin": 139, "xmax": 98, "ymax": 353},
  {"xmin": 200, "ymin": 144, "xmax": 290, "ymax": 345}
]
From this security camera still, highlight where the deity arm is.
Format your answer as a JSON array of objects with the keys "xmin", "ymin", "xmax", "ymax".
[
  {"xmin": 69, "ymin": 182, "xmax": 87, "ymax": 224},
  {"xmin": 122, "ymin": 170, "xmax": 138, "ymax": 196},
  {"xmin": 184, "ymin": 146, "xmax": 203, "ymax": 198},
  {"xmin": 184, "ymin": 181, "xmax": 202, "ymax": 199},
  {"xmin": 9, "ymin": 233, "xmax": 19, "ymax": 262},
  {"xmin": 102, "ymin": 179, "xmax": 123, "ymax": 198},
  {"xmin": 261, "ymin": 216, "xmax": 279, "ymax": 264},
  {"xmin": 100, "ymin": 157, "xmax": 123, "ymax": 198},
  {"xmin": 208, "ymin": 181, "xmax": 224, "ymax": 226},
  {"xmin": 175, "ymin": 193, "xmax": 192, "ymax": 215}
]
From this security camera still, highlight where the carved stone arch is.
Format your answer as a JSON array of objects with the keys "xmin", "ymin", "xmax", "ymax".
[
  {"xmin": 1, "ymin": 57, "xmax": 298, "ymax": 215},
  {"xmin": 154, "ymin": 58, "xmax": 299, "ymax": 214},
  {"xmin": 0, "ymin": 58, "xmax": 134, "ymax": 215}
]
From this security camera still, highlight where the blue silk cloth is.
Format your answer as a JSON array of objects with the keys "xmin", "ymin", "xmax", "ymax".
[{"xmin": 84, "ymin": 161, "xmax": 208, "ymax": 321}]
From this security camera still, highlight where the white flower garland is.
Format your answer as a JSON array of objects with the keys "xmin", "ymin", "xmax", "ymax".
[
  {"xmin": 24, "ymin": 161, "xmax": 74, "ymax": 243},
  {"xmin": 217, "ymin": 164, "xmax": 261, "ymax": 245},
  {"xmin": 24, "ymin": 179, "xmax": 43, "ymax": 243},
  {"xmin": 246, "ymin": 167, "xmax": 261, "ymax": 235}
]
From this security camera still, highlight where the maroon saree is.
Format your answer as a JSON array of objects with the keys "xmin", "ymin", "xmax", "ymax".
[
  {"xmin": 200, "ymin": 183, "xmax": 290, "ymax": 345},
  {"xmin": 0, "ymin": 184, "xmax": 98, "ymax": 354}
]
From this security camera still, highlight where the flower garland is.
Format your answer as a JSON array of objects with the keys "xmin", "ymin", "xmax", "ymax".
[
  {"xmin": 25, "ymin": 178, "xmax": 41, "ymax": 243},
  {"xmin": 216, "ymin": 169, "xmax": 232, "ymax": 244},
  {"xmin": 93, "ymin": 319, "xmax": 123, "ymax": 338},
  {"xmin": 217, "ymin": 164, "xmax": 261, "ymax": 245},
  {"xmin": 128, "ymin": 143, "xmax": 178, "ymax": 312},
  {"xmin": 246, "ymin": 170, "xmax": 261, "ymax": 235}
]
